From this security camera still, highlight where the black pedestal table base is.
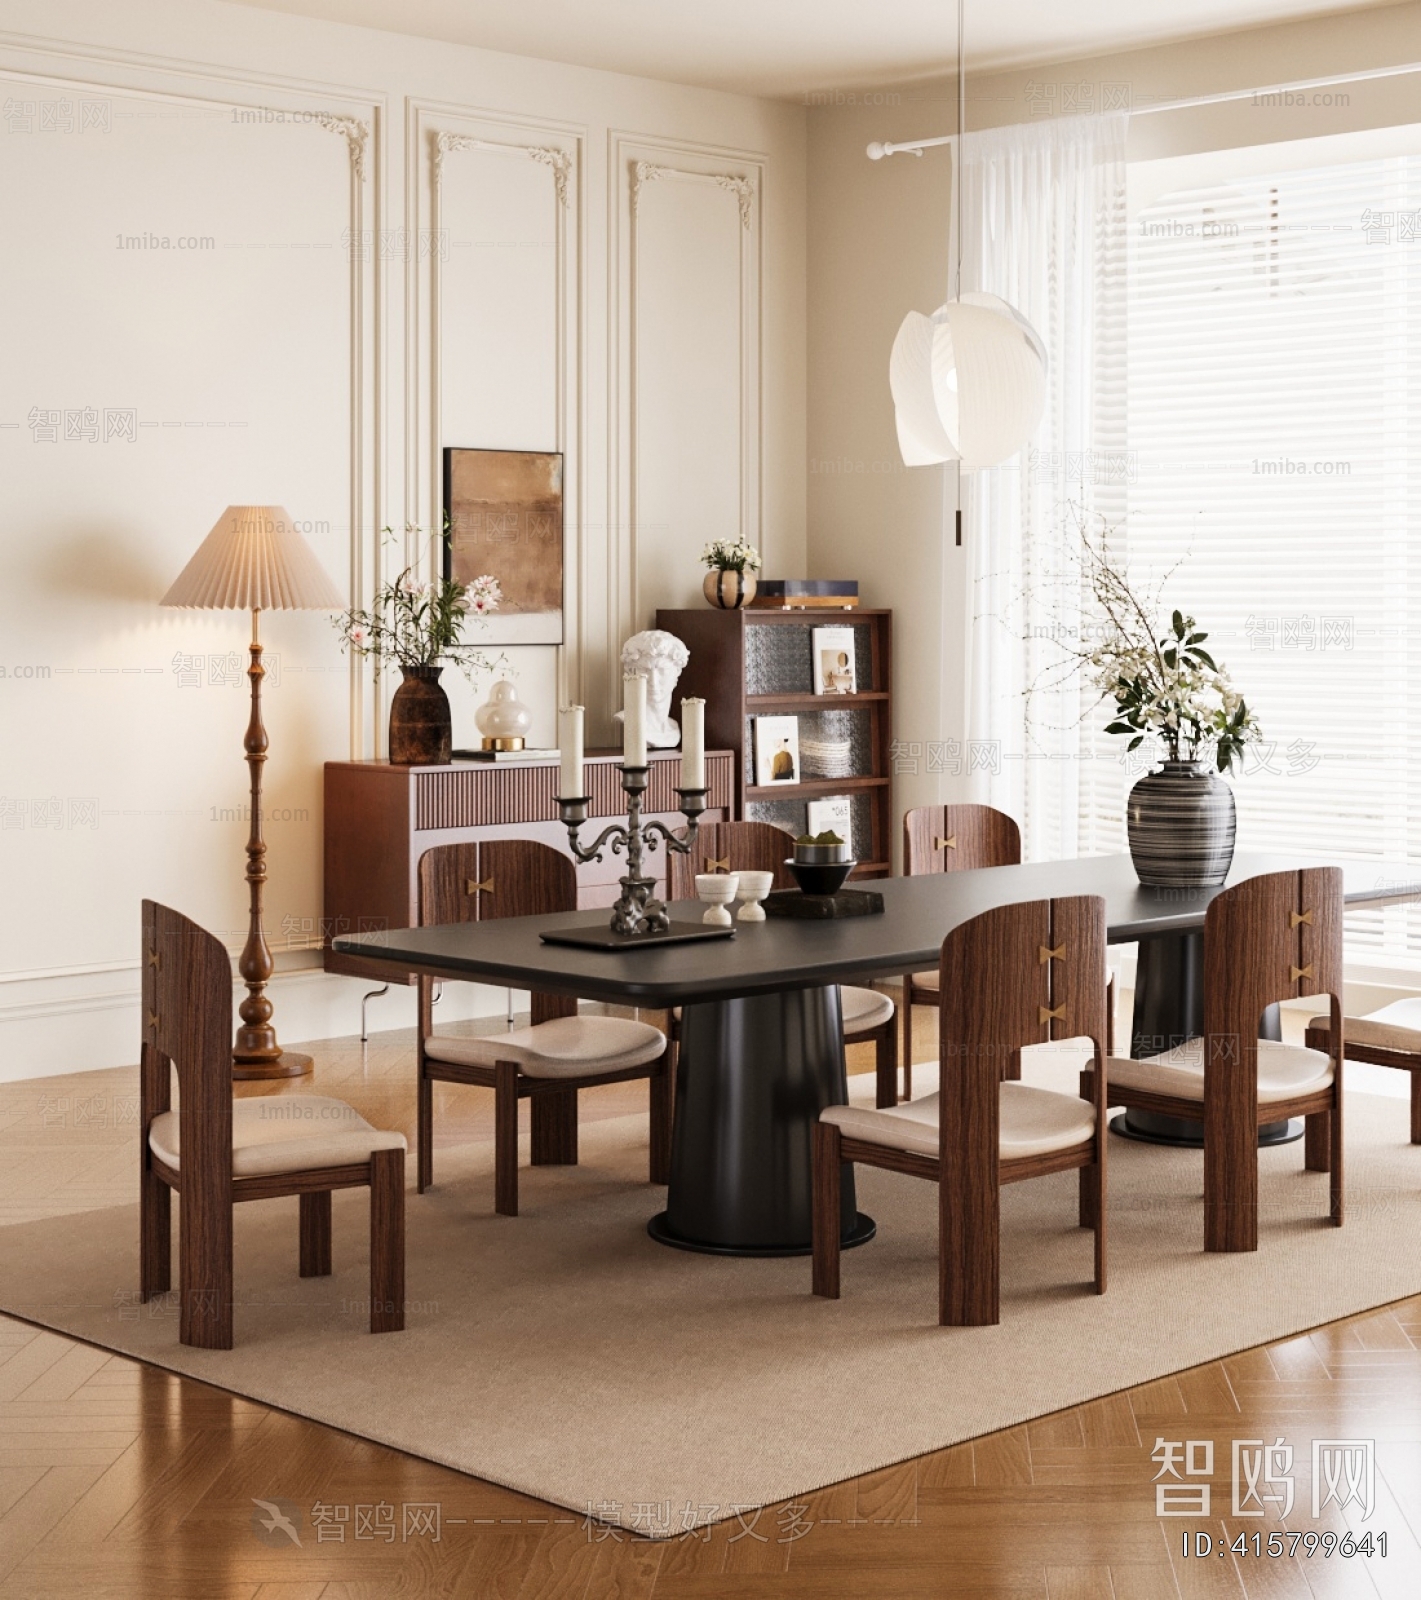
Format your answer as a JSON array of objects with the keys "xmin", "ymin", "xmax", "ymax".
[
  {"xmin": 1122, "ymin": 929, "xmax": 1298, "ymax": 1147},
  {"xmin": 649, "ymin": 985, "xmax": 875, "ymax": 1257}
]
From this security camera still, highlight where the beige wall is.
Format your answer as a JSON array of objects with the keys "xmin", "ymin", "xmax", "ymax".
[
  {"xmin": 806, "ymin": 0, "xmax": 1421, "ymax": 857},
  {"xmin": 0, "ymin": 0, "xmax": 805, "ymax": 1076}
]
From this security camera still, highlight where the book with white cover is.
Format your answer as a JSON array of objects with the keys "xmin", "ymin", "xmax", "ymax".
[
  {"xmin": 811, "ymin": 626, "xmax": 857, "ymax": 695},
  {"xmin": 805, "ymin": 795, "xmax": 853, "ymax": 849},
  {"xmin": 753, "ymin": 716, "xmax": 800, "ymax": 786}
]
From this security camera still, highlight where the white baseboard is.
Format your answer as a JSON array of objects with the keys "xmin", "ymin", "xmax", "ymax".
[{"xmin": 0, "ymin": 955, "xmax": 515, "ymax": 1083}]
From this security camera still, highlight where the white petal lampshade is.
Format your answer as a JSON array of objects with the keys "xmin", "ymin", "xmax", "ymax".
[{"xmin": 890, "ymin": 294, "xmax": 1047, "ymax": 470}]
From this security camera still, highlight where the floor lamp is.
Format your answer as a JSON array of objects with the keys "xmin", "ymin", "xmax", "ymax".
[{"xmin": 162, "ymin": 505, "xmax": 343, "ymax": 1080}]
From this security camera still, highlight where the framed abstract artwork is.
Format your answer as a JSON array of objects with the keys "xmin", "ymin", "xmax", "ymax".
[{"xmin": 442, "ymin": 447, "xmax": 565, "ymax": 645}]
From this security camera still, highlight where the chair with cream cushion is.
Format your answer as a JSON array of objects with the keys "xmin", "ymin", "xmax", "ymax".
[
  {"xmin": 812, "ymin": 893, "xmax": 1109, "ymax": 1326},
  {"xmin": 416, "ymin": 839, "xmax": 672, "ymax": 1214},
  {"xmin": 667, "ymin": 820, "xmax": 898, "ymax": 1105},
  {"xmin": 1084, "ymin": 867, "xmax": 1344, "ymax": 1254},
  {"xmin": 1305, "ymin": 997, "xmax": 1421, "ymax": 1145},
  {"xmin": 140, "ymin": 901, "xmax": 406, "ymax": 1348}
]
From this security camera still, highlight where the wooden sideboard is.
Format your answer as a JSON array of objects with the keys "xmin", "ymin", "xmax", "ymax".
[{"xmin": 322, "ymin": 749, "xmax": 735, "ymax": 981}]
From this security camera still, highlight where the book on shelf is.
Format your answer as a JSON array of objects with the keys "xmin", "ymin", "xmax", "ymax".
[
  {"xmin": 805, "ymin": 795, "xmax": 853, "ymax": 848},
  {"xmin": 451, "ymin": 747, "xmax": 561, "ymax": 763},
  {"xmin": 811, "ymin": 625, "xmax": 858, "ymax": 694},
  {"xmin": 748, "ymin": 578, "xmax": 859, "ymax": 609},
  {"xmin": 752, "ymin": 715, "xmax": 800, "ymax": 786}
]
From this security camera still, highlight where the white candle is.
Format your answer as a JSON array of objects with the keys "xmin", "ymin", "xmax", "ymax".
[
  {"xmin": 623, "ymin": 674, "xmax": 647, "ymax": 767},
  {"xmin": 560, "ymin": 705, "xmax": 584, "ymax": 798},
  {"xmin": 681, "ymin": 697, "xmax": 705, "ymax": 790}
]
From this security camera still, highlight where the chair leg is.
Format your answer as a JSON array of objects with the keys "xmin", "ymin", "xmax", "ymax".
[
  {"xmin": 1105, "ymin": 975, "xmax": 1116, "ymax": 1055},
  {"xmin": 1411, "ymin": 1071, "xmax": 1421, "ymax": 1145},
  {"xmin": 902, "ymin": 992, "xmax": 913, "ymax": 1103},
  {"xmin": 369, "ymin": 1148, "xmax": 405, "ymax": 1333},
  {"xmin": 1204, "ymin": 1082, "xmax": 1257, "ymax": 1254},
  {"xmin": 1077, "ymin": 1070, "xmax": 1097, "ymax": 1229},
  {"xmin": 299, "ymin": 1191, "xmax": 333, "ymax": 1277},
  {"xmin": 811, "ymin": 1122, "xmax": 841, "ymax": 1299},
  {"xmin": 1304, "ymin": 1111, "xmax": 1331, "ymax": 1172},
  {"xmin": 416, "ymin": 1058, "xmax": 433, "ymax": 1194},
  {"xmin": 649, "ymin": 1054, "xmax": 673, "ymax": 1185},
  {"xmin": 1330, "ymin": 1089, "xmax": 1344, "ymax": 1227},
  {"xmin": 874, "ymin": 1018, "xmax": 899, "ymax": 1109},
  {"xmin": 531, "ymin": 1087, "xmax": 578, "ymax": 1166},
  {"xmin": 1089, "ymin": 1154, "xmax": 1107, "ymax": 1294},
  {"xmin": 941, "ymin": 1151, "xmax": 999, "ymax": 1326},
  {"xmin": 140, "ymin": 1165, "xmax": 171, "ymax": 1300},
  {"xmin": 179, "ymin": 1189, "xmax": 233, "ymax": 1351},
  {"xmin": 494, "ymin": 1061, "xmax": 519, "ymax": 1217}
]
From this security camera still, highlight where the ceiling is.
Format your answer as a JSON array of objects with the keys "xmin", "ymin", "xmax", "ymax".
[{"xmin": 225, "ymin": 0, "xmax": 1395, "ymax": 98}]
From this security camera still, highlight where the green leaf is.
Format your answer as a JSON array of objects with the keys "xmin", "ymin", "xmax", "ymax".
[
  {"xmin": 1172, "ymin": 609, "xmax": 1185, "ymax": 638},
  {"xmin": 1128, "ymin": 735, "xmax": 1143, "ymax": 751},
  {"xmin": 1192, "ymin": 648, "xmax": 1217, "ymax": 670}
]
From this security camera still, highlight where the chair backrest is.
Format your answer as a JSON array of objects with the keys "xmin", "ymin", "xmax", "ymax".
[
  {"xmin": 903, "ymin": 804, "xmax": 1021, "ymax": 877},
  {"xmin": 666, "ymin": 819, "xmax": 796, "ymax": 902},
  {"xmin": 1203, "ymin": 867, "xmax": 1343, "ymax": 1079},
  {"xmin": 417, "ymin": 839, "xmax": 578, "ymax": 1025},
  {"xmin": 140, "ymin": 899, "xmax": 234, "ymax": 1344}
]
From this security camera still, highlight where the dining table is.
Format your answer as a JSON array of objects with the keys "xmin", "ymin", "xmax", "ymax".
[{"xmin": 333, "ymin": 850, "xmax": 1421, "ymax": 1258}]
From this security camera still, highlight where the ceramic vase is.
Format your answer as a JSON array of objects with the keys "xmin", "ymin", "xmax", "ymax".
[
  {"xmin": 388, "ymin": 665, "xmax": 452, "ymax": 765},
  {"xmin": 702, "ymin": 569, "xmax": 757, "ymax": 610},
  {"xmin": 1126, "ymin": 759, "xmax": 1236, "ymax": 887}
]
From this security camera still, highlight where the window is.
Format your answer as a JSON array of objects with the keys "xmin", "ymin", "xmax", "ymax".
[{"xmin": 1109, "ymin": 132, "xmax": 1421, "ymax": 965}]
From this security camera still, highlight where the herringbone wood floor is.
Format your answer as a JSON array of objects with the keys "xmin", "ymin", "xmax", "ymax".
[{"xmin": 2, "ymin": 1010, "xmax": 1420, "ymax": 1598}]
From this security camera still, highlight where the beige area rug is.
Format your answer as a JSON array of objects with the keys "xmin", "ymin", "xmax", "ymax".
[{"xmin": 2, "ymin": 1077, "xmax": 1421, "ymax": 1532}]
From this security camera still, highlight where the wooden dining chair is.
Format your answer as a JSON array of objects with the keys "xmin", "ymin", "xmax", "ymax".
[
  {"xmin": 416, "ymin": 839, "xmax": 672, "ymax": 1213},
  {"xmin": 1304, "ymin": 1001, "xmax": 1421, "ymax": 1146},
  {"xmin": 667, "ymin": 819, "xmax": 899, "ymax": 1106},
  {"xmin": 812, "ymin": 895, "xmax": 1107, "ymax": 1325},
  {"xmin": 140, "ymin": 901, "xmax": 406, "ymax": 1349},
  {"xmin": 900, "ymin": 805, "xmax": 1023, "ymax": 1099},
  {"xmin": 1086, "ymin": 867, "xmax": 1344, "ymax": 1253}
]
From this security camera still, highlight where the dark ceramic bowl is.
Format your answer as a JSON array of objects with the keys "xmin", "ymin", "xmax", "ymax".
[{"xmin": 786, "ymin": 858, "xmax": 855, "ymax": 896}]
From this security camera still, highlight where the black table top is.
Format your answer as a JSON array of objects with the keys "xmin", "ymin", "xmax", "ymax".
[{"xmin": 331, "ymin": 852, "xmax": 1421, "ymax": 1008}]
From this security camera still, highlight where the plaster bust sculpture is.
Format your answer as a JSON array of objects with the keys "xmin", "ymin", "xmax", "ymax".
[{"xmin": 619, "ymin": 629, "xmax": 690, "ymax": 748}]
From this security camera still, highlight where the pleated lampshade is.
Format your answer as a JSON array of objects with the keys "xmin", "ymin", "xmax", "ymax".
[
  {"xmin": 161, "ymin": 505, "xmax": 343, "ymax": 611},
  {"xmin": 890, "ymin": 293, "xmax": 1047, "ymax": 470}
]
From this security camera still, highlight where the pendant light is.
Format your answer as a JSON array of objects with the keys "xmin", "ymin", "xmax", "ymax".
[{"xmin": 886, "ymin": 0, "xmax": 1046, "ymax": 473}]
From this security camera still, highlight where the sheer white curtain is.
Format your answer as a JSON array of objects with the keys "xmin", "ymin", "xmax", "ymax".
[{"xmin": 962, "ymin": 114, "xmax": 1129, "ymax": 860}]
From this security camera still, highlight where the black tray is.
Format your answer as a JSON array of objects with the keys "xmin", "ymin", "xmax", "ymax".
[
  {"xmin": 764, "ymin": 888, "xmax": 885, "ymax": 920},
  {"xmin": 540, "ymin": 920, "xmax": 736, "ymax": 952}
]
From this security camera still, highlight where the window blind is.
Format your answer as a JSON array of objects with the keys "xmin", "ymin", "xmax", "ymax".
[{"xmin": 1110, "ymin": 149, "xmax": 1421, "ymax": 961}]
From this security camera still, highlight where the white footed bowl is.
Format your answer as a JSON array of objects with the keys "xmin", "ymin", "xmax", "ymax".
[{"xmin": 695, "ymin": 872, "xmax": 739, "ymax": 926}]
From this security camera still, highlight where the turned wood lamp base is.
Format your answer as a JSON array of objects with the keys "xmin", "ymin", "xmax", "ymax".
[{"xmin": 232, "ymin": 1051, "xmax": 314, "ymax": 1081}]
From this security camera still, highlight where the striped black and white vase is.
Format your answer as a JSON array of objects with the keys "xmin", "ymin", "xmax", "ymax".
[{"xmin": 1126, "ymin": 760, "xmax": 1236, "ymax": 887}]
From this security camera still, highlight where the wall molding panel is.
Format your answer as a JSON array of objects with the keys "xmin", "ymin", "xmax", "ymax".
[{"xmin": 610, "ymin": 134, "xmax": 764, "ymax": 714}]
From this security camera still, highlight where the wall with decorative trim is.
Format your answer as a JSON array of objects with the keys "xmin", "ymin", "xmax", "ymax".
[{"xmin": 0, "ymin": 0, "xmax": 805, "ymax": 1079}]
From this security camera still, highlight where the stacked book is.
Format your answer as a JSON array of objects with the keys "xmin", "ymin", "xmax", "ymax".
[{"xmin": 749, "ymin": 579, "xmax": 859, "ymax": 610}]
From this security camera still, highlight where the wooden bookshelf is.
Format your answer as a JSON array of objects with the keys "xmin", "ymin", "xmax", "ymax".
[{"xmin": 656, "ymin": 606, "xmax": 893, "ymax": 878}]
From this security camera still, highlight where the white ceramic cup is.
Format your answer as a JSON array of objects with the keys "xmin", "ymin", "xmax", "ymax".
[
  {"xmin": 695, "ymin": 872, "xmax": 739, "ymax": 926},
  {"xmin": 735, "ymin": 870, "xmax": 775, "ymax": 922}
]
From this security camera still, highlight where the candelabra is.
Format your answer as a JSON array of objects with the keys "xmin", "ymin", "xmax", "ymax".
[{"xmin": 557, "ymin": 767, "xmax": 706, "ymax": 936}]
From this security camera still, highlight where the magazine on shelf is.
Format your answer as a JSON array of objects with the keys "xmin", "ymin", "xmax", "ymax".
[
  {"xmin": 753, "ymin": 715, "xmax": 800, "ymax": 786},
  {"xmin": 811, "ymin": 626, "xmax": 857, "ymax": 695},
  {"xmin": 805, "ymin": 795, "xmax": 853, "ymax": 848}
]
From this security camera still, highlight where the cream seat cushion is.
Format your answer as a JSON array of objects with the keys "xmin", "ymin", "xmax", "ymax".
[
  {"xmin": 1308, "ymin": 997, "xmax": 1421, "ymax": 1055},
  {"xmin": 674, "ymin": 987, "xmax": 893, "ymax": 1036},
  {"xmin": 424, "ymin": 1014, "xmax": 665, "ymax": 1079},
  {"xmin": 1107, "ymin": 1037, "xmax": 1333, "ymax": 1105},
  {"xmin": 149, "ymin": 1095, "xmax": 406, "ymax": 1180},
  {"xmin": 821, "ymin": 1080, "xmax": 1095, "ymax": 1161},
  {"xmin": 840, "ymin": 986, "xmax": 895, "ymax": 1033},
  {"xmin": 910, "ymin": 968, "xmax": 941, "ymax": 992}
]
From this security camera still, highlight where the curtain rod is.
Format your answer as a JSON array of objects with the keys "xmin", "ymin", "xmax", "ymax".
[{"xmin": 865, "ymin": 57, "xmax": 1421, "ymax": 158}]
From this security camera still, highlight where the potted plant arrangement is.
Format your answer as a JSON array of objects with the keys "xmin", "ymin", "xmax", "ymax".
[
  {"xmin": 1076, "ymin": 536, "xmax": 1261, "ymax": 887},
  {"xmin": 701, "ymin": 539, "xmax": 762, "ymax": 610},
  {"xmin": 335, "ymin": 525, "xmax": 502, "ymax": 765}
]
